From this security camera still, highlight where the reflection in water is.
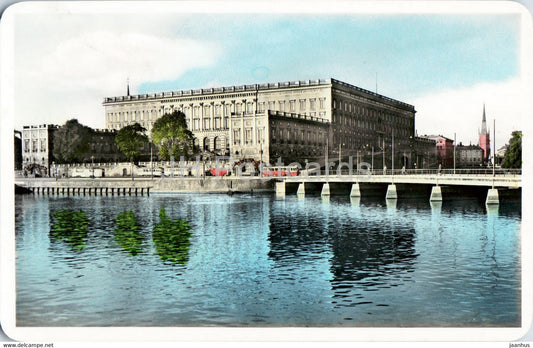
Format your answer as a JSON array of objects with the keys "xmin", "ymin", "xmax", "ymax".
[
  {"xmin": 430, "ymin": 201, "xmax": 442, "ymax": 212},
  {"xmin": 268, "ymin": 197, "xmax": 417, "ymax": 307},
  {"xmin": 152, "ymin": 207, "xmax": 192, "ymax": 264},
  {"xmin": 16, "ymin": 193, "xmax": 521, "ymax": 327},
  {"xmin": 327, "ymin": 222, "xmax": 417, "ymax": 300},
  {"xmin": 350, "ymin": 196, "xmax": 360, "ymax": 206},
  {"xmin": 50, "ymin": 209, "xmax": 89, "ymax": 251},
  {"xmin": 386, "ymin": 198, "xmax": 397, "ymax": 209},
  {"xmin": 486, "ymin": 204, "xmax": 499, "ymax": 215},
  {"xmin": 114, "ymin": 211, "xmax": 143, "ymax": 256}
]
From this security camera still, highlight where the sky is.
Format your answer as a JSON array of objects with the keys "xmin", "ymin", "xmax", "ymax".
[{"xmin": 4, "ymin": 1, "xmax": 531, "ymax": 146}]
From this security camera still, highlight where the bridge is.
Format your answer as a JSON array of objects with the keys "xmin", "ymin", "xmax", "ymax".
[{"xmin": 273, "ymin": 168, "xmax": 521, "ymax": 205}]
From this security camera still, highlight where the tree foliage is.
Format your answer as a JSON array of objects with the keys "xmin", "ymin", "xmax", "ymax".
[
  {"xmin": 151, "ymin": 111, "xmax": 194, "ymax": 160},
  {"xmin": 502, "ymin": 131, "xmax": 522, "ymax": 169},
  {"xmin": 52, "ymin": 119, "xmax": 93, "ymax": 163},
  {"xmin": 115, "ymin": 123, "xmax": 148, "ymax": 162}
]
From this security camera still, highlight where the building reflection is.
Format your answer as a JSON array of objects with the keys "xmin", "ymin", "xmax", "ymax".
[{"xmin": 268, "ymin": 199, "xmax": 418, "ymax": 303}]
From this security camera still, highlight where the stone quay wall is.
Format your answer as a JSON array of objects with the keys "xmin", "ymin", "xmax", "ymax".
[{"xmin": 15, "ymin": 177, "xmax": 274, "ymax": 194}]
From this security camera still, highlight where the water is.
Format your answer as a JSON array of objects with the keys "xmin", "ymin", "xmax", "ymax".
[{"xmin": 15, "ymin": 192, "xmax": 521, "ymax": 327}]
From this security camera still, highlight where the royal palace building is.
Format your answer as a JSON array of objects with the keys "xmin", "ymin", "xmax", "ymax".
[{"xmin": 103, "ymin": 78, "xmax": 417, "ymax": 167}]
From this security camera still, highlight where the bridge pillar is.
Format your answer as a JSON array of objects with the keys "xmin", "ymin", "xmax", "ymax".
[
  {"xmin": 321, "ymin": 183, "xmax": 330, "ymax": 196},
  {"xmin": 275, "ymin": 181, "xmax": 286, "ymax": 196},
  {"xmin": 486, "ymin": 188, "xmax": 499, "ymax": 205},
  {"xmin": 386, "ymin": 184, "xmax": 397, "ymax": 199},
  {"xmin": 350, "ymin": 183, "xmax": 361, "ymax": 197},
  {"xmin": 430, "ymin": 186, "xmax": 443, "ymax": 202},
  {"xmin": 297, "ymin": 183, "xmax": 305, "ymax": 196}
]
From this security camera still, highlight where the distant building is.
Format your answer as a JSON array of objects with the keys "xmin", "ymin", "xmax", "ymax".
[
  {"xmin": 103, "ymin": 78, "xmax": 417, "ymax": 167},
  {"xmin": 495, "ymin": 145, "xmax": 508, "ymax": 167},
  {"xmin": 412, "ymin": 136, "xmax": 438, "ymax": 169},
  {"xmin": 86, "ymin": 128, "xmax": 127, "ymax": 163},
  {"xmin": 456, "ymin": 143, "xmax": 484, "ymax": 168},
  {"xmin": 21, "ymin": 124, "xmax": 58, "ymax": 176},
  {"xmin": 418, "ymin": 135, "xmax": 454, "ymax": 168},
  {"xmin": 479, "ymin": 104, "xmax": 491, "ymax": 164},
  {"xmin": 14, "ymin": 130, "xmax": 22, "ymax": 170}
]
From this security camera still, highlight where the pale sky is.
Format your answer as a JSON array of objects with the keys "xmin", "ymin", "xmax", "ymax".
[{"xmin": 4, "ymin": 1, "xmax": 532, "ymax": 146}]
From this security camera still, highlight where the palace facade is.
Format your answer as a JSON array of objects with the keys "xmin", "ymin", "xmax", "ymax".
[{"xmin": 103, "ymin": 78, "xmax": 417, "ymax": 167}]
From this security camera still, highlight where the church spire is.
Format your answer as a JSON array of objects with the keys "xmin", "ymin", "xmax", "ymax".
[{"xmin": 480, "ymin": 103, "xmax": 488, "ymax": 135}]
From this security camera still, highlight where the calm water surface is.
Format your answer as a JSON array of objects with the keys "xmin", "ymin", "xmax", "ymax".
[{"xmin": 15, "ymin": 192, "xmax": 521, "ymax": 326}]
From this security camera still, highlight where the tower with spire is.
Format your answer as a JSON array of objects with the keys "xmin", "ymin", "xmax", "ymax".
[{"xmin": 478, "ymin": 104, "xmax": 490, "ymax": 164}]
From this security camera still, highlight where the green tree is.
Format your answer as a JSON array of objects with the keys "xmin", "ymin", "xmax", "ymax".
[
  {"xmin": 502, "ymin": 131, "xmax": 522, "ymax": 169},
  {"xmin": 115, "ymin": 123, "xmax": 148, "ymax": 179},
  {"xmin": 151, "ymin": 111, "xmax": 194, "ymax": 160},
  {"xmin": 52, "ymin": 119, "xmax": 93, "ymax": 163}
]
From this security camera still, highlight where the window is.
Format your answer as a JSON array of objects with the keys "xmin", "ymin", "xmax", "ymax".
[
  {"xmin": 236, "ymin": 103, "xmax": 242, "ymax": 114},
  {"xmin": 246, "ymin": 102, "xmax": 253, "ymax": 114},
  {"xmin": 245, "ymin": 129, "xmax": 252, "ymax": 144},
  {"xmin": 299, "ymin": 99, "xmax": 306, "ymax": 111},
  {"xmin": 225, "ymin": 104, "xmax": 231, "ymax": 116},
  {"xmin": 257, "ymin": 128, "xmax": 264, "ymax": 144},
  {"xmin": 215, "ymin": 105, "xmax": 221, "ymax": 116},
  {"xmin": 233, "ymin": 130, "xmax": 241, "ymax": 145},
  {"xmin": 310, "ymin": 99, "xmax": 316, "ymax": 111},
  {"xmin": 279, "ymin": 101, "xmax": 285, "ymax": 112},
  {"xmin": 259, "ymin": 102, "xmax": 265, "ymax": 113},
  {"xmin": 289, "ymin": 100, "xmax": 296, "ymax": 112},
  {"xmin": 320, "ymin": 98, "xmax": 325, "ymax": 109}
]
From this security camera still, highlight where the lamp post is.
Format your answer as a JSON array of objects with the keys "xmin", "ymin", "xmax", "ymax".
[
  {"xmin": 325, "ymin": 137, "xmax": 329, "ymax": 175},
  {"xmin": 150, "ymin": 143, "xmax": 154, "ymax": 180},
  {"xmin": 91, "ymin": 155, "xmax": 95, "ymax": 178},
  {"xmin": 382, "ymin": 139, "xmax": 385, "ymax": 173},
  {"xmin": 391, "ymin": 128, "xmax": 394, "ymax": 175},
  {"xmin": 371, "ymin": 146, "xmax": 374, "ymax": 173}
]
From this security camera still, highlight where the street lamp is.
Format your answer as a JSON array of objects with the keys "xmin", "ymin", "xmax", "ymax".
[{"xmin": 91, "ymin": 155, "xmax": 95, "ymax": 178}]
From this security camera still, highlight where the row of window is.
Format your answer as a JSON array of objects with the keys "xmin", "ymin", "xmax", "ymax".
[
  {"xmin": 232, "ymin": 128, "xmax": 265, "ymax": 146},
  {"xmin": 270, "ymin": 127, "xmax": 326, "ymax": 147},
  {"xmin": 23, "ymin": 139, "xmax": 47, "ymax": 153},
  {"xmin": 107, "ymin": 98, "xmax": 328, "ymax": 124},
  {"xmin": 333, "ymin": 99, "xmax": 413, "ymax": 126}
]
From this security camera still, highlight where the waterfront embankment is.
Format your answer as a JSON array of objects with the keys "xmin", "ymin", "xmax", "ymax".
[{"xmin": 15, "ymin": 177, "xmax": 274, "ymax": 194}]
